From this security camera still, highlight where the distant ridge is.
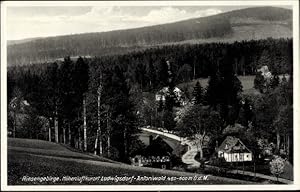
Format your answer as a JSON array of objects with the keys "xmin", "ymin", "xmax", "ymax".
[{"xmin": 7, "ymin": 6, "xmax": 292, "ymax": 66}]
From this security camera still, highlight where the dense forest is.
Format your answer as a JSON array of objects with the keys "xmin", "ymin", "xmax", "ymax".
[
  {"xmin": 7, "ymin": 6, "xmax": 292, "ymax": 66},
  {"xmin": 7, "ymin": 38, "xmax": 293, "ymax": 162}
]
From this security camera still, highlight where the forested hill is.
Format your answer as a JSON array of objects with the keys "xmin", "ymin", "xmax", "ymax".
[{"xmin": 7, "ymin": 6, "xmax": 292, "ymax": 66}]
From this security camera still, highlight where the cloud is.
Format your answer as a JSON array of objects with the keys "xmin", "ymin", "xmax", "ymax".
[{"xmin": 7, "ymin": 6, "xmax": 223, "ymax": 40}]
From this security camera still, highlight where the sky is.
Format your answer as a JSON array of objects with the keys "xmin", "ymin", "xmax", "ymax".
[{"xmin": 6, "ymin": 5, "xmax": 292, "ymax": 40}]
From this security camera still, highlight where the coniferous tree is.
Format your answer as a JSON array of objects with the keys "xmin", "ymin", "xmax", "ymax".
[
  {"xmin": 147, "ymin": 59, "xmax": 156, "ymax": 90},
  {"xmin": 43, "ymin": 62, "xmax": 59, "ymax": 142},
  {"xmin": 103, "ymin": 66, "xmax": 138, "ymax": 161},
  {"xmin": 58, "ymin": 56, "xmax": 75, "ymax": 144},
  {"xmin": 73, "ymin": 57, "xmax": 89, "ymax": 151},
  {"xmin": 254, "ymin": 71, "xmax": 266, "ymax": 93},
  {"xmin": 206, "ymin": 72, "xmax": 223, "ymax": 108},
  {"xmin": 270, "ymin": 75, "xmax": 280, "ymax": 89},
  {"xmin": 158, "ymin": 59, "xmax": 169, "ymax": 87},
  {"xmin": 258, "ymin": 49, "xmax": 271, "ymax": 68},
  {"xmin": 192, "ymin": 81, "xmax": 203, "ymax": 105}
]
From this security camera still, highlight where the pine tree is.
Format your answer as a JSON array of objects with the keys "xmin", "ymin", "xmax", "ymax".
[
  {"xmin": 258, "ymin": 49, "xmax": 271, "ymax": 68},
  {"xmin": 103, "ymin": 66, "xmax": 138, "ymax": 161},
  {"xmin": 192, "ymin": 81, "xmax": 203, "ymax": 105},
  {"xmin": 158, "ymin": 59, "xmax": 169, "ymax": 87},
  {"xmin": 73, "ymin": 57, "xmax": 89, "ymax": 151},
  {"xmin": 58, "ymin": 56, "xmax": 76, "ymax": 144},
  {"xmin": 147, "ymin": 58, "xmax": 156, "ymax": 90},
  {"xmin": 43, "ymin": 62, "xmax": 59, "ymax": 142},
  {"xmin": 270, "ymin": 75, "xmax": 280, "ymax": 89},
  {"xmin": 205, "ymin": 72, "xmax": 223, "ymax": 108},
  {"xmin": 254, "ymin": 71, "xmax": 266, "ymax": 93}
]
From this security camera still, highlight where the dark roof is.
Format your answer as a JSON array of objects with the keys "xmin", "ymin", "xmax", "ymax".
[
  {"xmin": 144, "ymin": 136, "xmax": 173, "ymax": 156},
  {"xmin": 217, "ymin": 136, "xmax": 252, "ymax": 153},
  {"xmin": 222, "ymin": 123, "xmax": 245, "ymax": 134}
]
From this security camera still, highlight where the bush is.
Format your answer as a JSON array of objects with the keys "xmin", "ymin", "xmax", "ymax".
[
  {"xmin": 269, "ymin": 156, "xmax": 285, "ymax": 181},
  {"xmin": 170, "ymin": 154, "xmax": 183, "ymax": 167},
  {"xmin": 210, "ymin": 156, "xmax": 227, "ymax": 167}
]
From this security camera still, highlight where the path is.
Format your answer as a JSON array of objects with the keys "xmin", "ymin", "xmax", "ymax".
[
  {"xmin": 141, "ymin": 127, "xmax": 200, "ymax": 168},
  {"xmin": 181, "ymin": 139, "xmax": 201, "ymax": 168}
]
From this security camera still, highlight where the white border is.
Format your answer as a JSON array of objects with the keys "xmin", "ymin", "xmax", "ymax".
[{"xmin": 1, "ymin": 1, "xmax": 299, "ymax": 191}]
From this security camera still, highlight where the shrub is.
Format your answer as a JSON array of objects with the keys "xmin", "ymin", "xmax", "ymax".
[{"xmin": 269, "ymin": 156, "xmax": 285, "ymax": 181}]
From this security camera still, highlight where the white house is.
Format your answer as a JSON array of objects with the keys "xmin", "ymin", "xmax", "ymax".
[
  {"xmin": 217, "ymin": 136, "xmax": 253, "ymax": 162},
  {"xmin": 155, "ymin": 87, "xmax": 187, "ymax": 106},
  {"xmin": 257, "ymin": 65, "xmax": 273, "ymax": 80}
]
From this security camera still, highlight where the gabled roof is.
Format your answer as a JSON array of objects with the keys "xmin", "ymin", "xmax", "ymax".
[
  {"xmin": 156, "ymin": 87, "xmax": 183, "ymax": 96},
  {"xmin": 144, "ymin": 136, "xmax": 173, "ymax": 156},
  {"xmin": 222, "ymin": 123, "xmax": 245, "ymax": 135},
  {"xmin": 217, "ymin": 136, "xmax": 252, "ymax": 153}
]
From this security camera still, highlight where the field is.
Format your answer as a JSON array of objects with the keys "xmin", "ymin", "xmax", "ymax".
[
  {"xmin": 177, "ymin": 75, "xmax": 260, "ymax": 96},
  {"xmin": 7, "ymin": 138, "xmax": 254, "ymax": 185}
]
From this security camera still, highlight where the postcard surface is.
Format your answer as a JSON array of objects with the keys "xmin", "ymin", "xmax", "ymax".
[{"xmin": 1, "ymin": 0, "xmax": 299, "ymax": 191}]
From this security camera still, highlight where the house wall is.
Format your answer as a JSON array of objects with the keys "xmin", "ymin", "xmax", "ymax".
[
  {"xmin": 243, "ymin": 152, "xmax": 252, "ymax": 161},
  {"xmin": 218, "ymin": 151, "xmax": 252, "ymax": 162},
  {"xmin": 155, "ymin": 94, "xmax": 165, "ymax": 101}
]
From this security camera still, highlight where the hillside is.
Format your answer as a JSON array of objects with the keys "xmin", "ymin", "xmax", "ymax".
[
  {"xmin": 7, "ymin": 138, "xmax": 252, "ymax": 185},
  {"xmin": 7, "ymin": 6, "xmax": 292, "ymax": 66}
]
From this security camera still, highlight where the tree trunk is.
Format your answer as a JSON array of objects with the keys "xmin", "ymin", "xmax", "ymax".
[
  {"xmin": 286, "ymin": 133, "xmax": 290, "ymax": 158},
  {"xmin": 68, "ymin": 123, "xmax": 71, "ymax": 145},
  {"xmin": 94, "ymin": 86, "xmax": 102, "ymax": 155},
  {"xmin": 198, "ymin": 145, "xmax": 203, "ymax": 160},
  {"xmin": 13, "ymin": 112, "xmax": 17, "ymax": 138},
  {"xmin": 276, "ymin": 130, "xmax": 280, "ymax": 151},
  {"xmin": 193, "ymin": 62, "xmax": 196, "ymax": 80},
  {"xmin": 83, "ymin": 96, "xmax": 87, "ymax": 152},
  {"xmin": 94, "ymin": 129, "xmax": 99, "ymax": 155},
  {"xmin": 235, "ymin": 58, "xmax": 238, "ymax": 74},
  {"xmin": 54, "ymin": 113, "xmax": 59, "ymax": 143},
  {"xmin": 283, "ymin": 133, "xmax": 286, "ymax": 151},
  {"xmin": 124, "ymin": 126, "xmax": 127, "ymax": 157},
  {"xmin": 78, "ymin": 126, "xmax": 82, "ymax": 150},
  {"xmin": 107, "ymin": 134, "xmax": 111, "ymax": 157},
  {"xmin": 63, "ymin": 126, "xmax": 66, "ymax": 144},
  {"xmin": 48, "ymin": 124, "xmax": 51, "ymax": 142},
  {"xmin": 107, "ymin": 110, "xmax": 111, "ymax": 157}
]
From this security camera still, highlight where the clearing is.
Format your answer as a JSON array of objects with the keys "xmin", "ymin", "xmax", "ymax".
[{"xmin": 177, "ymin": 75, "xmax": 260, "ymax": 96}]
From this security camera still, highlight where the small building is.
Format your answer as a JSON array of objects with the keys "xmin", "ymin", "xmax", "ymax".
[
  {"xmin": 155, "ymin": 87, "xmax": 187, "ymax": 106},
  {"xmin": 217, "ymin": 136, "xmax": 253, "ymax": 162},
  {"xmin": 131, "ymin": 135, "xmax": 173, "ymax": 169},
  {"xmin": 130, "ymin": 155, "xmax": 171, "ymax": 169},
  {"xmin": 222, "ymin": 123, "xmax": 246, "ymax": 135}
]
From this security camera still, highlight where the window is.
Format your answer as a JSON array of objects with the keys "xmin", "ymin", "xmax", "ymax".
[
  {"xmin": 239, "ymin": 153, "xmax": 243, "ymax": 159},
  {"xmin": 225, "ymin": 144, "xmax": 228, "ymax": 149}
]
